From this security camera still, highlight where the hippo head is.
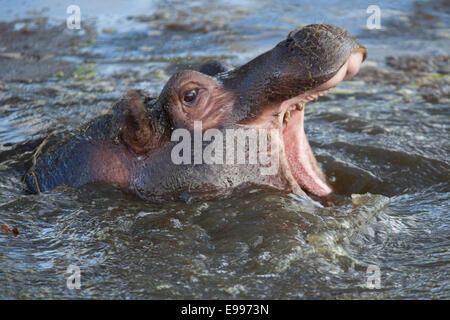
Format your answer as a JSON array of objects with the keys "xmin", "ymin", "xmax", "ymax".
[{"xmin": 25, "ymin": 24, "xmax": 367, "ymax": 202}]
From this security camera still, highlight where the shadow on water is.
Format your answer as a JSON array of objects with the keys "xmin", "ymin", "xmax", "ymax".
[{"xmin": 0, "ymin": 0, "xmax": 449, "ymax": 299}]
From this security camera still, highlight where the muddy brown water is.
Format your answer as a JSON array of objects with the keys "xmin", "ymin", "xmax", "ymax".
[{"xmin": 0, "ymin": 0, "xmax": 448, "ymax": 299}]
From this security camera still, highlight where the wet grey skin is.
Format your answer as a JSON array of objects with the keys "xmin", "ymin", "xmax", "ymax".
[{"xmin": 24, "ymin": 24, "xmax": 367, "ymax": 202}]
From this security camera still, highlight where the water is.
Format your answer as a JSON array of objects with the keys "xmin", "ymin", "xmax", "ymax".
[{"xmin": 0, "ymin": 0, "xmax": 449, "ymax": 299}]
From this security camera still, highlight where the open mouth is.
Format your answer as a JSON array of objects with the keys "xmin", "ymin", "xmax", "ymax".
[{"xmin": 251, "ymin": 48, "xmax": 366, "ymax": 197}]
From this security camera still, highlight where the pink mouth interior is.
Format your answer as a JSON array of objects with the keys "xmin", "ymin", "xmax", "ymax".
[{"xmin": 282, "ymin": 50, "xmax": 364, "ymax": 196}]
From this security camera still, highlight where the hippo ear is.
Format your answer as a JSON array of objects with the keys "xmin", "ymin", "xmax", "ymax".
[{"xmin": 120, "ymin": 90, "xmax": 152, "ymax": 155}]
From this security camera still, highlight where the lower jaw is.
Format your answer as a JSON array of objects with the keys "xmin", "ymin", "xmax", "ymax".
[{"xmin": 282, "ymin": 110, "xmax": 332, "ymax": 197}]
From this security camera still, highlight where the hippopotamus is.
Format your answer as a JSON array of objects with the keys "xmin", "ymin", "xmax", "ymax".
[{"xmin": 25, "ymin": 24, "xmax": 367, "ymax": 202}]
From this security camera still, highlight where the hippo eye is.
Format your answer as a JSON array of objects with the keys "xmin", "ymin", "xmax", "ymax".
[{"xmin": 183, "ymin": 90, "xmax": 198, "ymax": 104}]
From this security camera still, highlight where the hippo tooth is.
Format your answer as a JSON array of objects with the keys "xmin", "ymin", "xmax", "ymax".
[
  {"xmin": 296, "ymin": 103, "xmax": 304, "ymax": 111},
  {"xmin": 284, "ymin": 110, "xmax": 291, "ymax": 123}
]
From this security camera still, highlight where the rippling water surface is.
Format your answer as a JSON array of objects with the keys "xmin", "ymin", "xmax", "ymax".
[{"xmin": 0, "ymin": 0, "xmax": 448, "ymax": 299}]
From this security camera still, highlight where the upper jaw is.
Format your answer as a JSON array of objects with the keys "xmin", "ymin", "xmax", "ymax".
[
  {"xmin": 222, "ymin": 23, "xmax": 367, "ymax": 124},
  {"xmin": 279, "ymin": 49, "xmax": 365, "ymax": 127},
  {"xmin": 237, "ymin": 48, "xmax": 366, "ymax": 135}
]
